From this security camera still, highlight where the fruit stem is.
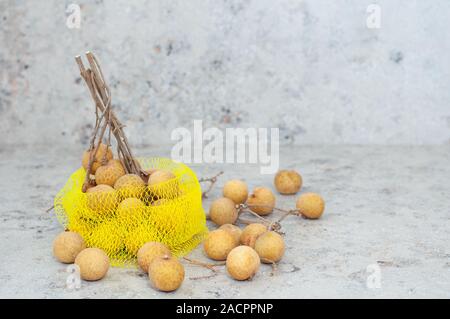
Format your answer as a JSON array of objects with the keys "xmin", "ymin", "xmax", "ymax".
[
  {"xmin": 75, "ymin": 52, "xmax": 148, "ymax": 188},
  {"xmin": 182, "ymin": 256, "xmax": 225, "ymax": 272},
  {"xmin": 261, "ymin": 258, "xmax": 278, "ymax": 276},
  {"xmin": 199, "ymin": 171, "xmax": 224, "ymax": 198}
]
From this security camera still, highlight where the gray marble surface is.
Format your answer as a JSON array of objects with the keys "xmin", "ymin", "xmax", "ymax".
[
  {"xmin": 0, "ymin": 144, "xmax": 449, "ymax": 298},
  {"xmin": 1, "ymin": 0, "xmax": 450, "ymax": 147}
]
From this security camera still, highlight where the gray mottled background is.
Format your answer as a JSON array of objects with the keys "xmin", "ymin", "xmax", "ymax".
[{"xmin": 1, "ymin": 0, "xmax": 450, "ymax": 148}]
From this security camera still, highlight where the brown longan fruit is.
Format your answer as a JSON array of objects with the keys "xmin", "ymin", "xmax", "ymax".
[
  {"xmin": 240, "ymin": 223, "xmax": 267, "ymax": 248},
  {"xmin": 296, "ymin": 192, "xmax": 325, "ymax": 219},
  {"xmin": 95, "ymin": 160, "xmax": 126, "ymax": 187},
  {"xmin": 148, "ymin": 170, "xmax": 178, "ymax": 199},
  {"xmin": 148, "ymin": 255, "xmax": 185, "ymax": 292},
  {"xmin": 86, "ymin": 184, "xmax": 118, "ymax": 214},
  {"xmin": 75, "ymin": 248, "xmax": 110, "ymax": 281},
  {"xmin": 53, "ymin": 231, "xmax": 86, "ymax": 263},
  {"xmin": 145, "ymin": 168, "xmax": 158, "ymax": 176},
  {"xmin": 137, "ymin": 242, "xmax": 172, "ymax": 273},
  {"xmin": 274, "ymin": 170, "xmax": 302, "ymax": 195},
  {"xmin": 226, "ymin": 246, "xmax": 260, "ymax": 281},
  {"xmin": 254, "ymin": 231, "xmax": 285, "ymax": 263},
  {"xmin": 247, "ymin": 187, "xmax": 276, "ymax": 216},
  {"xmin": 114, "ymin": 174, "xmax": 146, "ymax": 199},
  {"xmin": 223, "ymin": 180, "xmax": 248, "ymax": 204},
  {"xmin": 151, "ymin": 198, "xmax": 168, "ymax": 206},
  {"xmin": 203, "ymin": 229, "xmax": 236, "ymax": 261},
  {"xmin": 219, "ymin": 224, "xmax": 242, "ymax": 246},
  {"xmin": 209, "ymin": 197, "xmax": 238, "ymax": 226},
  {"xmin": 81, "ymin": 143, "xmax": 113, "ymax": 174},
  {"xmin": 108, "ymin": 159, "xmax": 125, "ymax": 170},
  {"xmin": 148, "ymin": 170, "xmax": 175, "ymax": 185}
]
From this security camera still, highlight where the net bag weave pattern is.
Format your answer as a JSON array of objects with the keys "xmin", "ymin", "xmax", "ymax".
[{"xmin": 54, "ymin": 157, "xmax": 208, "ymax": 267}]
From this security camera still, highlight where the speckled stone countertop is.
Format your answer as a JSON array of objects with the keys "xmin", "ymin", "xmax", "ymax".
[{"xmin": 0, "ymin": 144, "xmax": 449, "ymax": 298}]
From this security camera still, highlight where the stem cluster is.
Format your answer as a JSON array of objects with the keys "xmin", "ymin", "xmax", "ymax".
[{"xmin": 75, "ymin": 52, "xmax": 147, "ymax": 192}]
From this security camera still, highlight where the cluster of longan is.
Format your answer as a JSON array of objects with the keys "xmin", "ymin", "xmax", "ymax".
[
  {"xmin": 52, "ymin": 164, "xmax": 323, "ymax": 290},
  {"xmin": 79, "ymin": 144, "xmax": 182, "ymax": 254},
  {"xmin": 204, "ymin": 169, "xmax": 325, "ymax": 281},
  {"xmin": 53, "ymin": 232, "xmax": 109, "ymax": 281},
  {"xmin": 53, "ymin": 232, "xmax": 184, "ymax": 291},
  {"xmin": 50, "ymin": 144, "xmax": 191, "ymax": 291},
  {"xmin": 82, "ymin": 143, "xmax": 177, "ymax": 210}
]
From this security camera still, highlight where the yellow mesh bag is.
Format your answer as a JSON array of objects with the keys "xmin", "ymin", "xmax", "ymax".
[{"xmin": 54, "ymin": 157, "xmax": 208, "ymax": 267}]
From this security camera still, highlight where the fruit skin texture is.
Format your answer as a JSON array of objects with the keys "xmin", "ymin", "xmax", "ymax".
[
  {"xmin": 94, "ymin": 160, "xmax": 126, "ymax": 187},
  {"xmin": 223, "ymin": 180, "xmax": 248, "ymax": 204},
  {"xmin": 82, "ymin": 143, "xmax": 113, "ymax": 174},
  {"xmin": 254, "ymin": 231, "xmax": 285, "ymax": 263},
  {"xmin": 148, "ymin": 170, "xmax": 175, "ymax": 186},
  {"xmin": 114, "ymin": 174, "xmax": 146, "ymax": 199},
  {"xmin": 75, "ymin": 248, "xmax": 110, "ymax": 281},
  {"xmin": 296, "ymin": 192, "xmax": 325, "ymax": 219},
  {"xmin": 203, "ymin": 229, "xmax": 237, "ymax": 261},
  {"xmin": 240, "ymin": 223, "xmax": 267, "ymax": 248},
  {"xmin": 226, "ymin": 246, "xmax": 260, "ymax": 281},
  {"xmin": 109, "ymin": 159, "xmax": 125, "ymax": 170},
  {"xmin": 209, "ymin": 197, "xmax": 238, "ymax": 226},
  {"xmin": 219, "ymin": 224, "xmax": 242, "ymax": 246},
  {"xmin": 148, "ymin": 170, "xmax": 177, "ymax": 199},
  {"xmin": 137, "ymin": 242, "xmax": 172, "ymax": 273},
  {"xmin": 86, "ymin": 184, "xmax": 118, "ymax": 214},
  {"xmin": 247, "ymin": 187, "xmax": 276, "ymax": 216},
  {"xmin": 53, "ymin": 231, "xmax": 86, "ymax": 263},
  {"xmin": 148, "ymin": 255, "xmax": 185, "ymax": 292},
  {"xmin": 274, "ymin": 170, "xmax": 302, "ymax": 195}
]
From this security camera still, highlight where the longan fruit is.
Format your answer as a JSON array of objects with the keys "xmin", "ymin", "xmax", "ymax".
[
  {"xmin": 81, "ymin": 143, "xmax": 113, "ymax": 174},
  {"xmin": 274, "ymin": 170, "xmax": 302, "ymax": 195},
  {"xmin": 247, "ymin": 187, "xmax": 276, "ymax": 216},
  {"xmin": 95, "ymin": 160, "xmax": 126, "ymax": 187},
  {"xmin": 145, "ymin": 168, "xmax": 158, "ymax": 176},
  {"xmin": 109, "ymin": 159, "xmax": 125, "ymax": 171},
  {"xmin": 209, "ymin": 197, "xmax": 238, "ymax": 226},
  {"xmin": 148, "ymin": 170, "xmax": 178, "ymax": 199},
  {"xmin": 75, "ymin": 248, "xmax": 110, "ymax": 281},
  {"xmin": 219, "ymin": 224, "xmax": 242, "ymax": 246},
  {"xmin": 240, "ymin": 223, "xmax": 267, "ymax": 248},
  {"xmin": 148, "ymin": 170, "xmax": 176, "ymax": 185},
  {"xmin": 86, "ymin": 184, "xmax": 118, "ymax": 214},
  {"xmin": 296, "ymin": 192, "xmax": 325, "ymax": 219},
  {"xmin": 114, "ymin": 174, "xmax": 146, "ymax": 200},
  {"xmin": 254, "ymin": 231, "xmax": 285, "ymax": 263},
  {"xmin": 116, "ymin": 198, "xmax": 146, "ymax": 225},
  {"xmin": 226, "ymin": 246, "xmax": 260, "ymax": 281},
  {"xmin": 150, "ymin": 198, "xmax": 169, "ymax": 207},
  {"xmin": 148, "ymin": 255, "xmax": 185, "ymax": 292},
  {"xmin": 223, "ymin": 180, "xmax": 248, "ymax": 204},
  {"xmin": 53, "ymin": 231, "xmax": 86, "ymax": 263},
  {"xmin": 137, "ymin": 242, "xmax": 172, "ymax": 273},
  {"xmin": 203, "ymin": 229, "xmax": 236, "ymax": 261}
]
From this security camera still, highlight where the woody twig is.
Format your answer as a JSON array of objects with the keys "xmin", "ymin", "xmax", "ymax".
[{"xmin": 75, "ymin": 52, "xmax": 148, "ymax": 192}]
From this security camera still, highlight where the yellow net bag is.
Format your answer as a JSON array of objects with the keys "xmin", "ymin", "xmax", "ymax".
[{"xmin": 54, "ymin": 157, "xmax": 208, "ymax": 267}]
